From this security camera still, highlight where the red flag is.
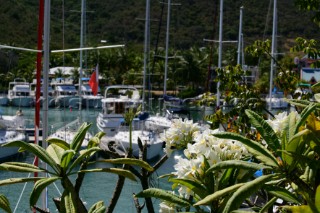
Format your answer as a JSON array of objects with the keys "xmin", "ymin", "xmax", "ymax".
[{"xmin": 89, "ymin": 65, "xmax": 99, "ymax": 96}]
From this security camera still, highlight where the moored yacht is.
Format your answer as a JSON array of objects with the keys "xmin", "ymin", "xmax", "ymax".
[
  {"xmin": 30, "ymin": 80, "xmax": 55, "ymax": 107},
  {"xmin": 51, "ymin": 78, "xmax": 78, "ymax": 108},
  {"xmin": 8, "ymin": 78, "xmax": 34, "ymax": 107},
  {"xmin": 70, "ymin": 78, "xmax": 103, "ymax": 109},
  {"xmin": 96, "ymin": 85, "xmax": 144, "ymax": 137}
]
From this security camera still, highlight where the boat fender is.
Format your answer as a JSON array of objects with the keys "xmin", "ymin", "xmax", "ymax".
[{"xmin": 138, "ymin": 112, "xmax": 149, "ymax": 120}]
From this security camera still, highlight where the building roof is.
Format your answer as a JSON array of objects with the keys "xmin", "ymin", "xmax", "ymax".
[
  {"xmin": 301, "ymin": 68, "xmax": 320, "ymax": 82},
  {"xmin": 49, "ymin": 67, "xmax": 79, "ymax": 76}
]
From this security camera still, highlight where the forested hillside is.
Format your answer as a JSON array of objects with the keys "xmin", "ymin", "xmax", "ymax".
[{"xmin": 0, "ymin": 0, "xmax": 318, "ymax": 52}]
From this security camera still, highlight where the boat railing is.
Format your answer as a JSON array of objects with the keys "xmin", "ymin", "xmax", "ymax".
[{"xmin": 117, "ymin": 119, "xmax": 146, "ymax": 133}]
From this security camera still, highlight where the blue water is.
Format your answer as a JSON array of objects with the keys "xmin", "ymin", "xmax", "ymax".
[{"xmin": 0, "ymin": 106, "xmax": 176, "ymax": 213}]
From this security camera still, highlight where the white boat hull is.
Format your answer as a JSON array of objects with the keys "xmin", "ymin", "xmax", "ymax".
[
  {"xmin": 104, "ymin": 130, "xmax": 164, "ymax": 160},
  {"xmin": 55, "ymin": 96, "xmax": 76, "ymax": 108},
  {"xmin": 0, "ymin": 130, "xmax": 27, "ymax": 160},
  {"xmin": 10, "ymin": 97, "xmax": 34, "ymax": 107},
  {"xmin": 82, "ymin": 97, "xmax": 102, "ymax": 108}
]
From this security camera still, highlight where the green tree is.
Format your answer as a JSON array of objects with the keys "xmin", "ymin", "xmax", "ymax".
[{"xmin": 177, "ymin": 46, "xmax": 208, "ymax": 90}]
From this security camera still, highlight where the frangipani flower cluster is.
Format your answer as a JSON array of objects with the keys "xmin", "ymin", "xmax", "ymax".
[
  {"xmin": 161, "ymin": 119, "xmax": 250, "ymax": 198},
  {"xmin": 160, "ymin": 118, "xmax": 202, "ymax": 156}
]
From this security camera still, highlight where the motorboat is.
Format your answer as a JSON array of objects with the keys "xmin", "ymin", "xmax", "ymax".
[
  {"xmin": 96, "ymin": 85, "xmax": 144, "ymax": 137},
  {"xmin": 70, "ymin": 80, "xmax": 103, "ymax": 109},
  {"xmin": 8, "ymin": 78, "xmax": 34, "ymax": 107},
  {"xmin": 163, "ymin": 95, "xmax": 183, "ymax": 109},
  {"xmin": 0, "ymin": 110, "xmax": 28, "ymax": 160},
  {"xmin": 30, "ymin": 80, "xmax": 55, "ymax": 107},
  {"xmin": 50, "ymin": 78, "xmax": 78, "ymax": 108}
]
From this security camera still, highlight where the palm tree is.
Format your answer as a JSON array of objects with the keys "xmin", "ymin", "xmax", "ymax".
[{"xmin": 178, "ymin": 46, "xmax": 208, "ymax": 90}]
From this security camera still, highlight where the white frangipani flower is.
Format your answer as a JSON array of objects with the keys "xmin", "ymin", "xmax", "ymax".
[
  {"xmin": 266, "ymin": 111, "xmax": 300, "ymax": 135},
  {"xmin": 162, "ymin": 119, "xmax": 250, "ymax": 198}
]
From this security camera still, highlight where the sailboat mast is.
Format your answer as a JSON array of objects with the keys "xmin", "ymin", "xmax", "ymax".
[
  {"xmin": 269, "ymin": 0, "xmax": 277, "ymax": 110},
  {"xmin": 35, "ymin": 0, "xmax": 44, "ymax": 169},
  {"xmin": 163, "ymin": 0, "xmax": 171, "ymax": 96},
  {"xmin": 217, "ymin": 0, "xmax": 223, "ymax": 107},
  {"xmin": 237, "ymin": 6, "xmax": 243, "ymax": 65},
  {"xmin": 41, "ymin": 0, "xmax": 50, "ymax": 210},
  {"xmin": 79, "ymin": 0, "xmax": 85, "ymax": 112},
  {"xmin": 142, "ymin": 0, "xmax": 150, "ymax": 111}
]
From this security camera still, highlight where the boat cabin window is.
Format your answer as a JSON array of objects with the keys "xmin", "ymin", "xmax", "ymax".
[
  {"xmin": 16, "ymin": 92, "xmax": 29, "ymax": 96},
  {"xmin": 106, "ymin": 102, "xmax": 125, "ymax": 114},
  {"xmin": 115, "ymin": 102, "xmax": 125, "ymax": 114}
]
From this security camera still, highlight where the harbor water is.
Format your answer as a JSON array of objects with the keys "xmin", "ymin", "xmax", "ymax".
[
  {"xmin": 0, "ymin": 105, "xmax": 185, "ymax": 213},
  {"xmin": 0, "ymin": 101, "xmax": 290, "ymax": 212}
]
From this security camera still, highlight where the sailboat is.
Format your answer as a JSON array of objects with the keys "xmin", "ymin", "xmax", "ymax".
[{"xmin": 47, "ymin": 0, "xmax": 124, "ymax": 146}]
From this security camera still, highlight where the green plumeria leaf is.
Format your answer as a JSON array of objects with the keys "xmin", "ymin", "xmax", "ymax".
[
  {"xmin": 135, "ymin": 188, "xmax": 191, "ymax": 207},
  {"xmin": 212, "ymin": 132, "xmax": 279, "ymax": 167},
  {"xmin": 280, "ymin": 150, "xmax": 320, "ymax": 170},
  {"xmin": 80, "ymin": 168, "xmax": 137, "ymax": 181},
  {"xmin": 315, "ymin": 185, "xmax": 320, "ymax": 211},
  {"xmin": 206, "ymin": 160, "xmax": 272, "ymax": 174},
  {"xmin": 314, "ymin": 93, "xmax": 320, "ymax": 103},
  {"xmin": 259, "ymin": 197, "xmax": 277, "ymax": 213},
  {"xmin": 283, "ymin": 129, "xmax": 309, "ymax": 169},
  {"xmin": 265, "ymin": 185, "xmax": 301, "ymax": 204},
  {"xmin": 3, "ymin": 141, "xmax": 60, "ymax": 173},
  {"xmin": 195, "ymin": 183, "xmax": 244, "ymax": 206},
  {"xmin": 30, "ymin": 177, "xmax": 61, "ymax": 207},
  {"xmin": 245, "ymin": 110, "xmax": 280, "ymax": 151},
  {"xmin": 0, "ymin": 177, "xmax": 43, "ymax": 186},
  {"xmin": 283, "ymin": 111, "xmax": 298, "ymax": 144},
  {"xmin": 47, "ymin": 138, "xmax": 70, "ymax": 150},
  {"xmin": 87, "ymin": 132, "xmax": 105, "ymax": 149},
  {"xmin": 46, "ymin": 144, "xmax": 64, "ymax": 165},
  {"xmin": 0, "ymin": 162, "xmax": 44, "ymax": 173},
  {"xmin": 70, "ymin": 122, "xmax": 92, "ymax": 152},
  {"xmin": 168, "ymin": 178, "xmax": 207, "ymax": 199},
  {"xmin": 0, "ymin": 194, "xmax": 12, "ymax": 213},
  {"xmin": 295, "ymin": 103, "xmax": 317, "ymax": 134},
  {"xmin": 280, "ymin": 205, "xmax": 313, "ymax": 213},
  {"xmin": 94, "ymin": 132, "xmax": 106, "ymax": 139},
  {"xmin": 98, "ymin": 158, "xmax": 154, "ymax": 172},
  {"xmin": 222, "ymin": 174, "xmax": 276, "ymax": 213},
  {"xmin": 87, "ymin": 136, "xmax": 100, "ymax": 149},
  {"xmin": 60, "ymin": 150, "xmax": 76, "ymax": 170},
  {"xmin": 287, "ymin": 99, "xmax": 310, "ymax": 108},
  {"xmin": 88, "ymin": 201, "xmax": 106, "ymax": 213},
  {"xmin": 68, "ymin": 147, "xmax": 101, "ymax": 173}
]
